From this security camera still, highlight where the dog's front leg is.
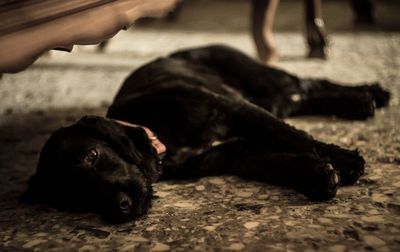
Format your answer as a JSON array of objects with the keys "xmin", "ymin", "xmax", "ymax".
[
  {"xmin": 162, "ymin": 140, "xmax": 340, "ymax": 200},
  {"xmin": 227, "ymin": 98, "xmax": 317, "ymax": 152},
  {"xmin": 224, "ymin": 97, "xmax": 365, "ymax": 186},
  {"xmin": 236, "ymin": 152, "xmax": 340, "ymax": 200}
]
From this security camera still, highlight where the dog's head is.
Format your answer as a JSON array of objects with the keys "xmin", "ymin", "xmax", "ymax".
[{"xmin": 21, "ymin": 116, "xmax": 164, "ymax": 223}]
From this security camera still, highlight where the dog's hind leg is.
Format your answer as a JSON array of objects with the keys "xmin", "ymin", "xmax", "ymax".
[
  {"xmin": 170, "ymin": 45, "xmax": 305, "ymax": 117},
  {"xmin": 170, "ymin": 45, "xmax": 299, "ymax": 94},
  {"xmin": 170, "ymin": 45, "xmax": 389, "ymax": 120},
  {"xmin": 291, "ymin": 79, "xmax": 390, "ymax": 120}
]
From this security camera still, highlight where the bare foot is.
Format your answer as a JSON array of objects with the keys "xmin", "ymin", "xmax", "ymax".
[{"xmin": 257, "ymin": 45, "xmax": 279, "ymax": 65}]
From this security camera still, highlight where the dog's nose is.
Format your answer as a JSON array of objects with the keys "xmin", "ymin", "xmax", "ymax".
[{"xmin": 116, "ymin": 191, "xmax": 133, "ymax": 214}]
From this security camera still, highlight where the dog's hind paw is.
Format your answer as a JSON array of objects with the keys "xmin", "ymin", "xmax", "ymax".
[
  {"xmin": 301, "ymin": 162, "xmax": 340, "ymax": 201},
  {"xmin": 336, "ymin": 93, "xmax": 376, "ymax": 120},
  {"xmin": 367, "ymin": 83, "xmax": 390, "ymax": 108}
]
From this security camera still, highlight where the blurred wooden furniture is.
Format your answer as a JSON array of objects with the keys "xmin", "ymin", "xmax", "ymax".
[{"xmin": 0, "ymin": 0, "xmax": 179, "ymax": 73}]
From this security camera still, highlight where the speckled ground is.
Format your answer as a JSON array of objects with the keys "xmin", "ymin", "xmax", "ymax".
[{"xmin": 1, "ymin": 1, "xmax": 399, "ymax": 251}]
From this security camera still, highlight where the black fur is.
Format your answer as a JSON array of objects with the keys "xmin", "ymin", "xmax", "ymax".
[{"xmin": 22, "ymin": 45, "xmax": 390, "ymax": 223}]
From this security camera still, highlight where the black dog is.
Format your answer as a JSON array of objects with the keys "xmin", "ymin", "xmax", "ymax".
[{"xmin": 22, "ymin": 45, "xmax": 390, "ymax": 223}]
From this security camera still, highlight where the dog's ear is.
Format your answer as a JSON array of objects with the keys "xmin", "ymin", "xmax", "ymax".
[
  {"xmin": 76, "ymin": 116, "xmax": 161, "ymax": 182},
  {"xmin": 122, "ymin": 126, "xmax": 156, "ymax": 156},
  {"xmin": 75, "ymin": 116, "xmax": 143, "ymax": 164},
  {"xmin": 122, "ymin": 126, "xmax": 162, "ymax": 183},
  {"xmin": 20, "ymin": 136, "xmax": 93, "ymax": 209}
]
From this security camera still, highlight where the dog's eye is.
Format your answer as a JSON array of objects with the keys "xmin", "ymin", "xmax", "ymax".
[{"xmin": 84, "ymin": 148, "xmax": 98, "ymax": 165}]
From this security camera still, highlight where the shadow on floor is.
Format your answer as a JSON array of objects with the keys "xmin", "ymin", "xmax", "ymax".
[{"xmin": 0, "ymin": 107, "xmax": 105, "ymax": 203}]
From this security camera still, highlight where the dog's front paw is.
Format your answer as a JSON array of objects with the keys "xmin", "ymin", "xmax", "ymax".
[
  {"xmin": 301, "ymin": 162, "xmax": 340, "ymax": 201},
  {"xmin": 334, "ymin": 149, "xmax": 365, "ymax": 186},
  {"xmin": 321, "ymin": 144, "xmax": 365, "ymax": 186}
]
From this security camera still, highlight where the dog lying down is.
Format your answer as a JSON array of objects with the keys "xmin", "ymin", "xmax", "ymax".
[{"xmin": 22, "ymin": 45, "xmax": 390, "ymax": 223}]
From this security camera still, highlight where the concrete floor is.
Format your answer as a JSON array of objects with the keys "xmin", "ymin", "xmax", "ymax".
[{"xmin": 1, "ymin": 0, "xmax": 400, "ymax": 251}]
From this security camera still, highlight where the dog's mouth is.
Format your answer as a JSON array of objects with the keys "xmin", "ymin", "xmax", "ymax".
[
  {"xmin": 96, "ymin": 161, "xmax": 154, "ymax": 222},
  {"xmin": 104, "ymin": 184, "xmax": 152, "ymax": 223}
]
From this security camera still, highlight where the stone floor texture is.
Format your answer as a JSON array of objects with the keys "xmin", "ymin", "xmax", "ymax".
[{"xmin": 1, "ymin": 0, "xmax": 399, "ymax": 251}]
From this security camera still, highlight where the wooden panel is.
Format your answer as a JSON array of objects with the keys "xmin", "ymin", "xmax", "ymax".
[
  {"xmin": 0, "ymin": 0, "xmax": 114, "ymax": 35},
  {"xmin": 0, "ymin": 0, "xmax": 179, "ymax": 73}
]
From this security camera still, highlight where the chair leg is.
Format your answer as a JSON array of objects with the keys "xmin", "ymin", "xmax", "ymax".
[{"xmin": 304, "ymin": 0, "xmax": 328, "ymax": 59}]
